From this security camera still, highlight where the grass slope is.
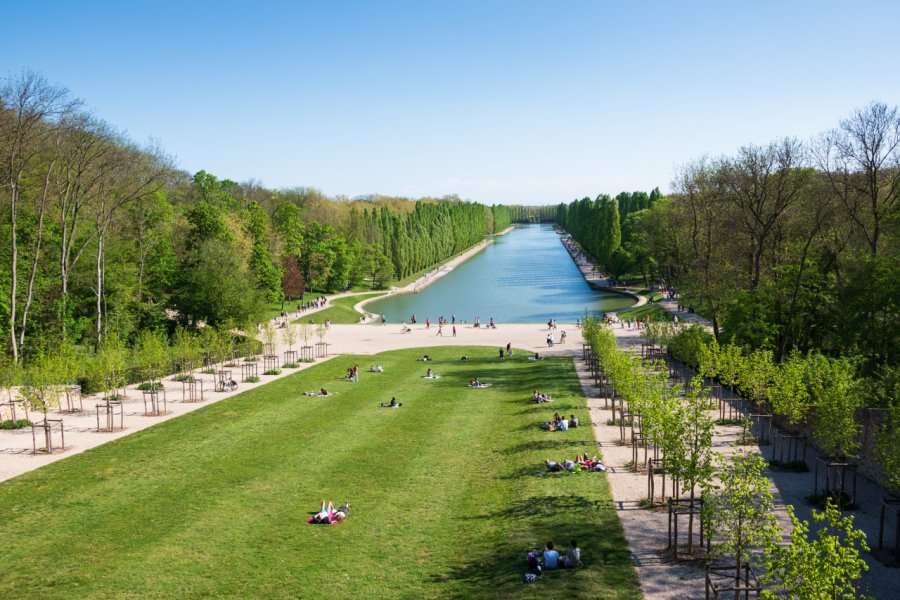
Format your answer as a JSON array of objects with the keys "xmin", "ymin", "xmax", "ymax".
[
  {"xmin": 0, "ymin": 347, "xmax": 640, "ymax": 600},
  {"xmin": 293, "ymin": 293, "xmax": 386, "ymax": 325}
]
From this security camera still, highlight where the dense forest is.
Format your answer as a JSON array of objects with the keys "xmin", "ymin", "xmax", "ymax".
[
  {"xmin": 563, "ymin": 102, "xmax": 898, "ymax": 390},
  {"xmin": 0, "ymin": 72, "xmax": 515, "ymax": 363}
]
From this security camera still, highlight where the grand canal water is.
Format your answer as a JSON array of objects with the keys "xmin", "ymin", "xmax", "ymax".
[{"xmin": 367, "ymin": 224, "xmax": 635, "ymax": 323}]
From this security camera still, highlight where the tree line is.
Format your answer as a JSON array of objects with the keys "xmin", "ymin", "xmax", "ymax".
[
  {"xmin": 563, "ymin": 102, "xmax": 899, "ymax": 377},
  {"xmin": 556, "ymin": 188, "xmax": 664, "ymax": 283},
  {"xmin": 0, "ymin": 71, "xmax": 510, "ymax": 363}
]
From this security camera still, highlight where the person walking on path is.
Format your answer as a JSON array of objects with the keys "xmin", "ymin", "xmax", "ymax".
[
  {"xmin": 426, "ymin": 318, "xmax": 430, "ymax": 329},
  {"xmin": 546, "ymin": 333, "xmax": 554, "ymax": 347},
  {"xmin": 436, "ymin": 323, "xmax": 443, "ymax": 336}
]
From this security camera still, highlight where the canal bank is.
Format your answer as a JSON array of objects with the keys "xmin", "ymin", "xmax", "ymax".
[
  {"xmin": 559, "ymin": 234, "xmax": 645, "ymax": 310},
  {"xmin": 355, "ymin": 225, "xmax": 515, "ymax": 319}
]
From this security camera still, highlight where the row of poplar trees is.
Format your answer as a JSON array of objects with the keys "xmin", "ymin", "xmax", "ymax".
[{"xmin": 0, "ymin": 71, "xmax": 510, "ymax": 362}]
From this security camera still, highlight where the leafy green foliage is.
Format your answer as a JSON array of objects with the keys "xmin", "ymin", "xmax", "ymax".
[
  {"xmin": 703, "ymin": 452, "xmax": 780, "ymax": 587},
  {"xmin": 762, "ymin": 501, "xmax": 870, "ymax": 600}
]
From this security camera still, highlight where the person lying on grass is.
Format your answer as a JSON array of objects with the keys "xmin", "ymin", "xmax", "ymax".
[
  {"xmin": 309, "ymin": 501, "xmax": 350, "ymax": 524},
  {"xmin": 418, "ymin": 355, "xmax": 431, "ymax": 361},
  {"xmin": 469, "ymin": 378, "xmax": 491, "ymax": 388},
  {"xmin": 304, "ymin": 388, "xmax": 330, "ymax": 397},
  {"xmin": 575, "ymin": 454, "xmax": 607, "ymax": 471},
  {"xmin": 546, "ymin": 457, "xmax": 606, "ymax": 472},
  {"xmin": 380, "ymin": 397, "xmax": 402, "ymax": 408}
]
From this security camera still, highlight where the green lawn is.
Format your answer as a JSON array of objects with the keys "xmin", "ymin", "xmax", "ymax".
[
  {"xmin": 616, "ymin": 302, "xmax": 671, "ymax": 322},
  {"xmin": 293, "ymin": 292, "xmax": 386, "ymax": 325},
  {"xmin": 0, "ymin": 347, "xmax": 640, "ymax": 599}
]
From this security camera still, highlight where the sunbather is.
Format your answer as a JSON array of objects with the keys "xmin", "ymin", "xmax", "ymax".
[
  {"xmin": 380, "ymin": 397, "xmax": 402, "ymax": 408},
  {"xmin": 310, "ymin": 500, "xmax": 350, "ymax": 524}
]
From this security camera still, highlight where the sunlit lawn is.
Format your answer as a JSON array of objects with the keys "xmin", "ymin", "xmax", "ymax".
[
  {"xmin": 0, "ymin": 347, "xmax": 640, "ymax": 599},
  {"xmin": 293, "ymin": 293, "xmax": 386, "ymax": 325}
]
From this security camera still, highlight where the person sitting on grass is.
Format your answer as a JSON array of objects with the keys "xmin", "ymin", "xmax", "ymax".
[
  {"xmin": 528, "ymin": 352, "xmax": 542, "ymax": 361},
  {"xmin": 461, "ymin": 356, "xmax": 469, "ymax": 361},
  {"xmin": 557, "ymin": 416, "xmax": 569, "ymax": 431},
  {"xmin": 570, "ymin": 414, "xmax": 579, "ymax": 428},
  {"xmin": 418, "ymin": 355, "xmax": 431, "ymax": 361},
  {"xmin": 369, "ymin": 364, "xmax": 383, "ymax": 372},
  {"xmin": 380, "ymin": 397, "xmax": 402, "ymax": 408},
  {"xmin": 310, "ymin": 501, "xmax": 350, "ymax": 524},
  {"xmin": 424, "ymin": 368, "xmax": 440, "ymax": 379},
  {"xmin": 562, "ymin": 540, "xmax": 583, "ymax": 568},
  {"xmin": 542, "ymin": 541, "xmax": 560, "ymax": 569},
  {"xmin": 543, "ymin": 420, "xmax": 556, "ymax": 431},
  {"xmin": 469, "ymin": 378, "xmax": 491, "ymax": 388}
]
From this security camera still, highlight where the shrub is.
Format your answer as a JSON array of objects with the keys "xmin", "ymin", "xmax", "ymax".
[
  {"xmin": 136, "ymin": 382, "xmax": 165, "ymax": 391},
  {"xmin": 1, "ymin": 419, "xmax": 31, "ymax": 430},
  {"xmin": 245, "ymin": 376, "xmax": 261, "ymax": 383},
  {"xmin": 263, "ymin": 369, "xmax": 281, "ymax": 376}
]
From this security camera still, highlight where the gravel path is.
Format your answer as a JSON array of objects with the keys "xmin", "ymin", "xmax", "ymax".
[{"xmin": 580, "ymin": 323, "xmax": 898, "ymax": 599}]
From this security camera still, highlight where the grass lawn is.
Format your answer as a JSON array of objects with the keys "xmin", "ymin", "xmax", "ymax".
[
  {"xmin": 0, "ymin": 347, "xmax": 640, "ymax": 599},
  {"xmin": 293, "ymin": 293, "xmax": 386, "ymax": 325},
  {"xmin": 616, "ymin": 302, "xmax": 671, "ymax": 322}
]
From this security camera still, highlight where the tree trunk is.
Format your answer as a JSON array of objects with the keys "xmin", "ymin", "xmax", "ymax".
[
  {"xmin": 19, "ymin": 165, "xmax": 53, "ymax": 352},
  {"xmin": 9, "ymin": 180, "xmax": 19, "ymax": 362},
  {"xmin": 95, "ymin": 230, "xmax": 104, "ymax": 344}
]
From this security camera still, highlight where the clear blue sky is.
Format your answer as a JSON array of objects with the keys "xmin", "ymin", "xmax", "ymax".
[{"xmin": 3, "ymin": 1, "xmax": 899, "ymax": 204}]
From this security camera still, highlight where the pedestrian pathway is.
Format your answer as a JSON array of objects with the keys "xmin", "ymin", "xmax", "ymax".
[{"xmin": 579, "ymin": 325, "xmax": 897, "ymax": 599}]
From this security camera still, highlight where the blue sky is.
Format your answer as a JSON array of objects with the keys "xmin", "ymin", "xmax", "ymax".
[{"xmin": 3, "ymin": 1, "xmax": 899, "ymax": 204}]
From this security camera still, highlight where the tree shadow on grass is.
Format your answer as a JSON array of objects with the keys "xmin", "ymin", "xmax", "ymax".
[
  {"xmin": 501, "ymin": 439, "xmax": 598, "ymax": 456},
  {"xmin": 428, "ymin": 495, "xmax": 636, "ymax": 599}
]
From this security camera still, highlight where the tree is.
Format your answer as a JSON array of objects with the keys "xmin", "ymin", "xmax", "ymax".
[
  {"xmin": 281, "ymin": 320, "xmax": 298, "ymax": 360},
  {"xmin": 806, "ymin": 354, "xmax": 862, "ymax": 459},
  {"xmin": 762, "ymin": 500, "xmax": 870, "ymax": 600},
  {"xmin": 87, "ymin": 333, "xmax": 128, "ymax": 401},
  {"xmin": 875, "ymin": 403, "xmax": 900, "ymax": 497},
  {"xmin": 281, "ymin": 255, "xmax": 305, "ymax": 306},
  {"xmin": 665, "ymin": 375, "xmax": 716, "ymax": 555},
  {"xmin": 768, "ymin": 351, "xmax": 810, "ymax": 432},
  {"xmin": 816, "ymin": 101, "xmax": 900, "ymax": 257},
  {"xmin": 172, "ymin": 325, "xmax": 200, "ymax": 376},
  {"xmin": 703, "ymin": 452, "xmax": 780, "ymax": 599},
  {"xmin": 19, "ymin": 348, "xmax": 64, "ymax": 417},
  {"xmin": 0, "ymin": 71, "xmax": 75, "ymax": 361},
  {"xmin": 134, "ymin": 329, "xmax": 169, "ymax": 384}
]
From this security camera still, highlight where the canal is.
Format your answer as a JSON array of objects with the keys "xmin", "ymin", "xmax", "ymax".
[{"xmin": 367, "ymin": 224, "xmax": 635, "ymax": 323}]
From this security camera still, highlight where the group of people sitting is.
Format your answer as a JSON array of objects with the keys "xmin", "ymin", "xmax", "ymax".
[
  {"xmin": 526, "ymin": 540, "xmax": 582, "ymax": 576},
  {"xmin": 469, "ymin": 378, "xmax": 491, "ymax": 388},
  {"xmin": 543, "ymin": 413, "xmax": 579, "ymax": 431},
  {"xmin": 545, "ymin": 454, "xmax": 606, "ymax": 472},
  {"xmin": 533, "ymin": 389, "xmax": 553, "ymax": 403},
  {"xmin": 369, "ymin": 364, "xmax": 384, "ymax": 372},
  {"xmin": 304, "ymin": 388, "xmax": 330, "ymax": 397},
  {"xmin": 309, "ymin": 500, "xmax": 350, "ymax": 524},
  {"xmin": 345, "ymin": 364, "xmax": 360, "ymax": 382},
  {"xmin": 379, "ymin": 397, "xmax": 402, "ymax": 408}
]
